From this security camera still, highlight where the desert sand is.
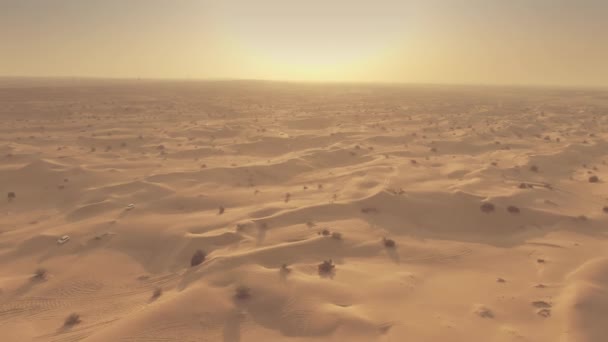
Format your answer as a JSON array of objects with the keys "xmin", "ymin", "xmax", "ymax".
[{"xmin": 1, "ymin": 79, "xmax": 607, "ymax": 342}]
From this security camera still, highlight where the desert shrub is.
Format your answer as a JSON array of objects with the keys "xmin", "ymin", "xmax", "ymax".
[
  {"xmin": 507, "ymin": 206, "xmax": 520, "ymax": 214},
  {"xmin": 152, "ymin": 287, "xmax": 162, "ymax": 299},
  {"xmin": 234, "ymin": 286, "xmax": 251, "ymax": 300},
  {"xmin": 64, "ymin": 313, "xmax": 81, "ymax": 327},
  {"xmin": 280, "ymin": 264, "xmax": 292, "ymax": 275},
  {"xmin": 33, "ymin": 268, "xmax": 47, "ymax": 280},
  {"xmin": 383, "ymin": 237, "xmax": 396, "ymax": 248},
  {"xmin": 190, "ymin": 249, "xmax": 206, "ymax": 267},
  {"xmin": 480, "ymin": 203, "xmax": 495, "ymax": 213},
  {"xmin": 318, "ymin": 260, "xmax": 335, "ymax": 275}
]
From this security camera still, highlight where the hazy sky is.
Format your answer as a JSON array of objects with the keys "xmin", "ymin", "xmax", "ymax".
[{"xmin": 1, "ymin": 0, "xmax": 607, "ymax": 86}]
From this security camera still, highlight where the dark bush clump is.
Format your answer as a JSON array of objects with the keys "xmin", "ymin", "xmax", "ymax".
[
  {"xmin": 33, "ymin": 268, "xmax": 47, "ymax": 280},
  {"xmin": 190, "ymin": 249, "xmax": 207, "ymax": 267},
  {"xmin": 318, "ymin": 260, "xmax": 335, "ymax": 275},
  {"xmin": 507, "ymin": 206, "xmax": 520, "ymax": 214},
  {"xmin": 151, "ymin": 287, "xmax": 163, "ymax": 299},
  {"xmin": 64, "ymin": 313, "xmax": 81, "ymax": 327},
  {"xmin": 383, "ymin": 237, "xmax": 396, "ymax": 248},
  {"xmin": 480, "ymin": 203, "xmax": 495, "ymax": 213},
  {"xmin": 234, "ymin": 286, "xmax": 251, "ymax": 300}
]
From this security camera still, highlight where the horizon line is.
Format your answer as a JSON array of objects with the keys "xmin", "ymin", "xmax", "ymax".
[{"xmin": 1, "ymin": 75, "xmax": 607, "ymax": 91}]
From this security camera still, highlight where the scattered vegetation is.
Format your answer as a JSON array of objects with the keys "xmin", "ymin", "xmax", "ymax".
[
  {"xmin": 519, "ymin": 183, "xmax": 533, "ymax": 189},
  {"xmin": 318, "ymin": 260, "xmax": 335, "ymax": 275},
  {"xmin": 218, "ymin": 206, "xmax": 225, "ymax": 215},
  {"xmin": 530, "ymin": 165, "xmax": 539, "ymax": 172},
  {"xmin": 383, "ymin": 237, "xmax": 396, "ymax": 248},
  {"xmin": 7, "ymin": 192, "xmax": 16, "ymax": 201},
  {"xmin": 151, "ymin": 287, "xmax": 163, "ymax": 299},
  {"xmin": 234, "ymin": 286, "xmax": 251, "ymax": 300},
  {"xmin": 331, "ymin": 232, "xmax": 342, "ymax": 240},
  {"xmin": 480, "ymin": 203, "xmax": 495, "ymax": 213},
  {"xmin": 190, "ymin": 249, "xmax": 207, "ymax": 267},
  {"xmin": 280, "ymin": 264, "xmax": 292, "ymax": 275},
  {"xmin": 32, "ymin": 268, "xmax": 47, "ymax": 280},
  {"xmin": 589, "ymin": 175, "xmax": 599, "ymax": 183},
  {"xmin": 361, "ymin": 207, "xmax": 379, "ymax": 214},
  {"xmin": 507, "ymin": 206, "xmax": 520, "ymax": 214},
  {"xmin": 603, "ymin": 206, "xmax": 608, "ymax": 214},
  {"xmin": 64, "ymin": 313, "xmax": 81, "ymax": 327},
  {"xmin": 320, "ymin": 228, "xmax": 330, "ymax": 236}
]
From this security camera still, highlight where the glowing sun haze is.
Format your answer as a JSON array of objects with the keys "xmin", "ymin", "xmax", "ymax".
[{"xmin": 1, "ymin": 0, "xmax": 607, "ymax": 86}]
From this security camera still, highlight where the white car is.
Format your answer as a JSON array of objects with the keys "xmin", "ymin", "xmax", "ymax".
[
  {"xmin": 57, "ymin": 235, "xmax": 70, "ymax": 245},
  {"xmin": 126, "ymin": 203, "xmax": 135, "ymax": 210}
]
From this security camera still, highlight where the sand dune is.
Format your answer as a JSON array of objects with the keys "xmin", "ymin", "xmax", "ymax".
[{"xmin": 1, "ymin": 80, "xmax": 607, "ymax": 341}]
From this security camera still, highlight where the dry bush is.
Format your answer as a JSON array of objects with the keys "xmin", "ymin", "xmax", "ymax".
[
  {"xmin": 64, "ymin": 313, "xmax": 81, "ymax": 327},
  {"xmin": 190, "ymin": 249, "xmax": 207, "ymax": 267},
  {"xmin": 280, "ymin": 264, "xmax": 292, "ymax": 275},
  {"xmin": 507, "ymin": 206, "xmax": 520, "ymax": 214},
  {"xmin": 151, "ymin": 287, "xmax": 163, "ymax": 299},
  {"xmin": 234, "ymin": 286, "xmax": 251, "ymax": 300},
  {"xmin": 331, "ymin": 232, "xmax": 342, "ymax": 240},
  {"xmin": 361, "ymin": 207, "xmax": 378, "ymax": 214},
  {"xmin": 7, "ymin": 192, "xmax": 16, "ymax": 201},
  {"xmin": 320, "ymin": 229, "xmax": 330, "ymax": 236},
  {"xmin": 530, "ymin": 165, "xmax": 539, "ymax": 172},
  {"xmin": 218, "ymin": 206, "xmax": 225, "ymax": 215},
  {"xmin": 318, "ymin": 260, "xmax": 335, "ymax": 275},
  {"xmin": 603, "ymin": 206, "xmax": 608, "ymax": 214},
  {"xmin": 33, "ymin": 268, "xmax": 47, "ymax": 280},
  {"xmin": 518, "ymin": 183, "xmax": 530, "ymax": 189},
  {"xmin": 589, "ymin": 175, "xmax": 600, "ymax": 183},
  {"xmin": 383, "ymin": 237, "xmax": 396, "ymax": 248},
  {"xmin": 480, "ymin": 203, "xmax": 495, "ymax": 213}
]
